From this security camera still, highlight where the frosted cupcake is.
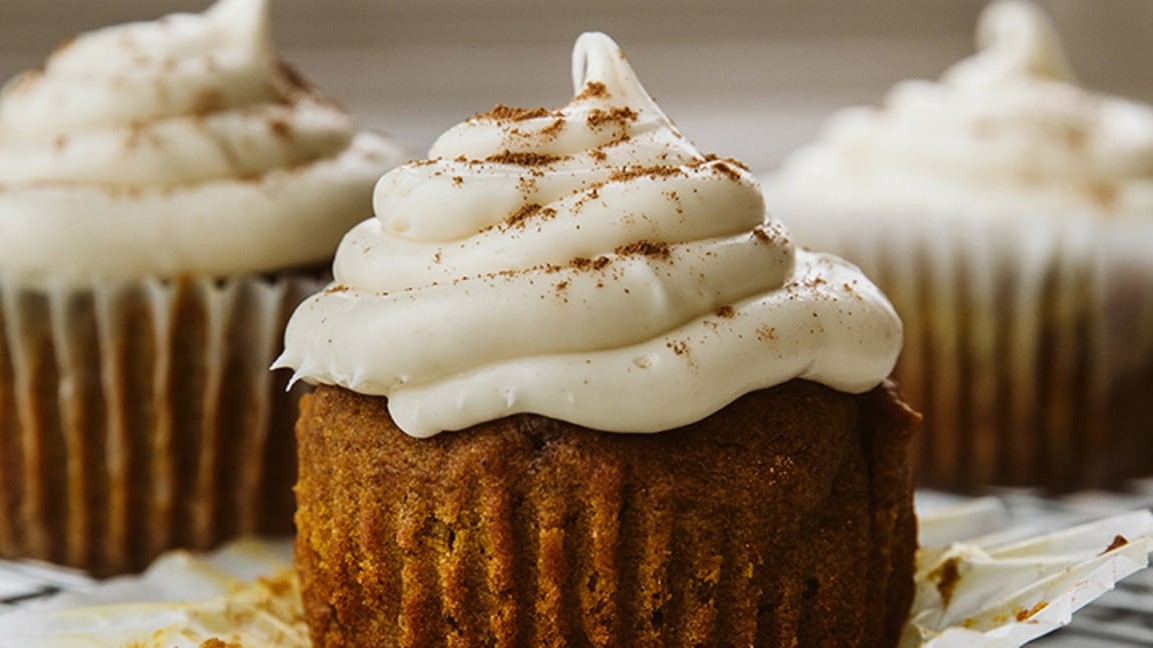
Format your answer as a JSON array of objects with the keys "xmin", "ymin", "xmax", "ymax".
[
  {"xmin": 279, "ymin": 32, "xmax": 918, "ymax": 646},
  {"xmin": 0, "ymin": 0, "xmax": 407, "ymax": 574},
  {"xmin": 763, "ymin": 0, "xmax": 1153, "ymax": 491}
]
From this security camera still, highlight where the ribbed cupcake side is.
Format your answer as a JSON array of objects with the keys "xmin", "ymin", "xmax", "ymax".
[
  {"xmin": 294, "ymin": 381, "xmax": 918, "ymax": 647},
  {"xmin": 0, "ymin": 273, "xmax": 319, "ymax": 574},
  {"xmin": 796, "ymin": 210, "xmax": 1153, "ymax": 491}
]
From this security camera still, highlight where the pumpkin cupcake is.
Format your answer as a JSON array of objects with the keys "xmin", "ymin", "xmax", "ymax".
[{"xmin": 278, "ymin": 32, "xmax": 918, "ymax": 646}]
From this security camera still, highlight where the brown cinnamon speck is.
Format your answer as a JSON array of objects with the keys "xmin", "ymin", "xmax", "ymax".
[
  {"xmin": 474, "ymin": 104, "xmax": 556, "ymax": 122},
  {"xmin": 575, "ymin": 81, "xmax": 609, "ymax": 101},
  {"xmin": 608, "ymin": 165, "xmax": 684, "ymax": 183},
  {"xmin": 452, "ymin": 176, "xmax": 463, "ymax": 186},
  {"xmin": 486, "ymin": 150, "xmax": 563, "ymax": 167},
  {"xmin": 570, "ymin": 256, "xmax": 612, "ymax": 271},
  {"xmin": 711, "ymin": 160, "xmax": 743, "ymax": 183},
  {"xmin": 614, "ymin": 240, "xmax": 671, "ymax": 260},
  {"xmin": 499, "ymin": 203, "xmax": 559, "ymax": 230},
  {"xmin": 714, "ymin": 305, "xmax": 735, "ymax": 319},
  {"xmin": 540, "ymin": 118, "xmax": 566, "ymax": 139},
  {"xmin": 587, "ymin": 106, "xmax": 638, "ymax": 129}
]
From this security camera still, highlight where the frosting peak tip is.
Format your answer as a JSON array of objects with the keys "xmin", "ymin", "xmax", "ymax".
[
  {"xmin": 971, "ymin": 0, "xmax": 1074, "ymax": 82},
  {"xmin": 570, "ymin": 32, "xmax": 656, "ymax": 111},
  {"xmin": 207, "ymin": 0, "xmax": 271, "ymax": 49}
]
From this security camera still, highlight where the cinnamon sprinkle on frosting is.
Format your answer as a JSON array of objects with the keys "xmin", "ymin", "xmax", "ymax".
[
  {"xmin": 614, "ymin": 240, "xmax": 671, "ymax": 260},
  {"xmin": 473, "ymin": 104, "xmax": 556, "ymax": 122},
  {"xmin": 485, "ymin": 150, "xmax": 564, "ymax": 167},
  {"xmin": 575, "ymin": 81, "xmax": 609, "ymax": 101}
]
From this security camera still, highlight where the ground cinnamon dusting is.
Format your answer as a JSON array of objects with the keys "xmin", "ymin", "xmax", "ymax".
[
  {"xmin": 609, "ymin": 165, "xmax": 684, "ymax": 183},
  {"xmin": 587, "ymin": 106, "xmax": 638, "ymax": 129},
  {"xmin": 711, "ymin": 161, "xmax": 744, "ymax": 183},
  {"xmin": 324, "ymin": 284, "xmax": 351, "ymax": 294},
  {"xmin": 474, "ymin": 104, "xmax": 555, "ymax": 122},
  {"xmin": 570, "ymin": 256, "xmax": 612, "ymax": 271},
  {"xmin": 540, "ymin": 118, "xmax": 566, "ymax": 138},
  {"xmin": 667, "ymin": 339, "xmax": 690, "ymax": 356},
  {"xmin": 715, "ymin": 305, "xmax": 736, "ymax": 319},
  {"xmin": 575, "ymin": 81, "xmax": 609, "ymax": 101},
  {"xmin": 614, "ymin": 240, "xmax": 671, "ymax": 260},
  {"xmin": 486, "ymin": 150, "xmax": 563, "ymax": 167},
  {"xmin": 500, "ymin": 203, "xmax": 559, "ymax": 229}
]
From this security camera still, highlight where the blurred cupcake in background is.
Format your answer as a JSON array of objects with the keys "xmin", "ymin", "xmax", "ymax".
[
  {"xmin": 0, "ymin": 0, "xmax": 408, "ymax": 574},
  {"xmin": 762, "ymin": 0, "xmax": 1153, "ymax": 492}
]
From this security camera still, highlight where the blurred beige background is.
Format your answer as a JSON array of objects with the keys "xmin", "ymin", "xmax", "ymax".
[{"xmin": 2, "ymin": 1, "xmax": 1152, "ymax": 171}]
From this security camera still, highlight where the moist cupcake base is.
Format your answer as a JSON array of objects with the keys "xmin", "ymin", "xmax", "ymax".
[{"xmin": 294, "ymin": 380, "xmax": 920, "ymax": 647}]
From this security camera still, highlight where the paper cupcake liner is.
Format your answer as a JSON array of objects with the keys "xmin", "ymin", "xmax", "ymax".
[
  {"xmin": 905, "ymin": 499, "xmax": 1153, "ymax": 647},
  {"xmin": 786, "ymin": 210, "xmax": 1153, "ymax": 491},
  {"xmin": 0, "ymin": 538, "xmax": 306, "ymax": 648},
  {"xmin": 0, "ymin": 497, "xmax": 1147, "ymax": 648},
  {"xmin": 0, "ymin": 272, "xmax": 323, "ymax": 575},
  {"xmin": 293, "ymin": 382, "xmax": 917, "ymax": 647}
]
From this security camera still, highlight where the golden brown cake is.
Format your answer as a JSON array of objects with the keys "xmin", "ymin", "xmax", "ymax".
[
  {"xmin": 295, "ymin": 381, "xmax": 919, "ymax": 647},
  {"xmin": 0, "ymin": 0, "xmax": 407, "ymax": 575},
  {"xmin": 277, "ymin": 32, "xmax": 917, "ymax": 646}
]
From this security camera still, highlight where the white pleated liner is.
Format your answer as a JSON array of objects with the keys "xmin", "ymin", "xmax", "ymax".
[
  {"xmin": 905, "ymin": 505, "xmax": 1153, "ymax": 647},
  {"xmin": 0, "ymin": 273, "xmax": 323, "ymax": 574},
  {"xmin": 786, "ymin": 210, "xmax": 1153, "ymax": 490}
]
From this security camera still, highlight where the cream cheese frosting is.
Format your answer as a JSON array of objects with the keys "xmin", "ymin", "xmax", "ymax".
[
  {"xmin": 276, "ymin": 32, "xmax": 902, "ymax": 438},
  {"xmin": 0, "ymin": 0, "xmax": 407, "ymax": 281},
  {"xmin": 766, "ymin": 0, "xmax": 1153, "ymax": 218}
]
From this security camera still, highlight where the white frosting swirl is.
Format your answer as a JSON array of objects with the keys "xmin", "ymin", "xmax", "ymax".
[
  {"xmin": 767, "ymin": 0, "xmax": 1153, "ymax": 217},
  {"xmin": 0, "ymin": 0, "xmax": 408, "ymax": 281},
  {"xmin": 277, "ymin": 32, "xmax": 902, "ymax": 437}
]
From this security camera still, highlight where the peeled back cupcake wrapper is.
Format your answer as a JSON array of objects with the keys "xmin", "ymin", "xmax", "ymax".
[
  {"xmin": 905, "ymin": 505, "xmax": 1153, "ymax": 647},
  {"xmin": 787, "ymin": 210, "xmax": 1153, "ymax": 490},
  {"xmin": 0, "ymin": 273, "xmax": 322, "ymax": 575}
]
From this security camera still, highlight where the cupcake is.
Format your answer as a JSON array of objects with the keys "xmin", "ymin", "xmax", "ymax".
[
  {"xmin": 0, "ymin": 0, "xmax": 407, "ymax": 574},
  {"xmin": 763, "ymin": 0, "xmax": 1153, "ymax": 492},
  {"xmin": 278, "ymin": 32, "xmax": 919, "ymax": 646}
]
